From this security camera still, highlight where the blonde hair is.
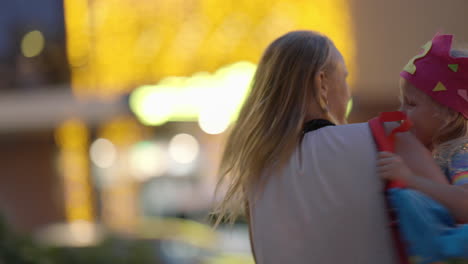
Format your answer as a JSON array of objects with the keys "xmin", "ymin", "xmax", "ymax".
[
  {"xmin": 213, "ymin": 31, "xmax": 338, "ymax": 226},
  {"xmin": 432, "ymin": 105, "xmax": 468, "ymax": 152},
  {"xmin": 432, "ymin": 49, "xmax": 468, "ymax": 153}
]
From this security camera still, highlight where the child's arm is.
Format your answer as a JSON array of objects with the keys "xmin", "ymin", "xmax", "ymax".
[
  {"xmin": 447, "ymin": 146, "xmax": 468, "ymax": 187},
  {"xmin": 384, "ymin": 122, "xmax": 449, "ymax": 184},
  {"xmin": 377, "ymin": 151, "xmax": 468, "ymax": 223}
]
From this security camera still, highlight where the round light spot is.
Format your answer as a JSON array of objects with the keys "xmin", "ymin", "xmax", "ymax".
[
  {"xmin": 129, "ymin": 141, "xmax": 168, "ymax": 181},
  {"xmin": 198, "ymin": 107, "xmax": 230, "ymax": 135},
  {"xmin": 89, "ymin": 138, "xmax": 117, "ymax": 169},
  {"xmin": 21, "ymin": 30, "xmax": 45, "ymax": 58},
  {"xmin": 168, "ymin": 134, "xmax": 199, "ymax": 164}
]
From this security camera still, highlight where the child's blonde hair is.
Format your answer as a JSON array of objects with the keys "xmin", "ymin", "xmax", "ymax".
[{"xmin": 432, "ymin": 49, "xmax": 468, "ymax": 154}]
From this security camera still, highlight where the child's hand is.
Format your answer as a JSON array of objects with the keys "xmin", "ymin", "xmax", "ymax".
[{"xmin": 377, "ymin": 152, "xmax": 414, "ymax": 182}]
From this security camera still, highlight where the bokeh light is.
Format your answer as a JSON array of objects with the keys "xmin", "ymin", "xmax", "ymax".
[
  {"xmin": 36, "ymin": 220, "xmax": 104, "ymax": 247},
  {"xmin": 168, "ymin": 133, "xmax": 199, "ymax": 164},
  {"xmin": 129, "ymin": 141, "xmax": 168, "ymax": 181},
  {"xmin": 90, "ymin": 138, "xmax": 117, "ymax": 169},
  {"xmin": 130, "ymin": 61, "xmax": 256, "ymax": 128},
  {"xmin": 69, "ymin": 220, "xmax": 100, "ymax": 246},
  {"xmin": 198, "ymin": 107, "xmax": 231, "ymax": 135},
  {"xmin": 55, "ymin": 119, "xmax": 94, "ymax": 222},
  {"xmin": 346, "ymin": 98, "xmax": 353, "ymax": 118},
  {"xmin": 130, "ymin": 86, "xmax": 176, "ymax": 126},
  {"xmin": 21, "ymin": 30, "xmax": 45, "ymax": 58},
  {"xmin": 65, "ymin": 0, "xmax": 355, "ymax": 98}
]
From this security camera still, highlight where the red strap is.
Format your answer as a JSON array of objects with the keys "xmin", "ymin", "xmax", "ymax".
[
  {"xmin": 368, "ymin": 111, "xmax": 412, "ymax": 264},
  {"xmin": 368, "ymin": 111, "xmax": 412, "ymax": 189}
]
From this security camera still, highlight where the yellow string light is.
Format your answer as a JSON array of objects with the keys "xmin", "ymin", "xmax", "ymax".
[{"xmin": 64, "ymin": 0, "xmax": 355, "ymax": 99}]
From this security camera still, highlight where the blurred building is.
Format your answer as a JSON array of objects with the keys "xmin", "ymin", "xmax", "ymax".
[{"xmin": 0, "ymin": 0, "xmax": 69, "ymax": 230}]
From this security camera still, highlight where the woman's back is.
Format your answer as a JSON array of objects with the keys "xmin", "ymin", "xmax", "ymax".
[{"xmin": 249, "ymin": 123, "xmax": 397, "ymax": 264}]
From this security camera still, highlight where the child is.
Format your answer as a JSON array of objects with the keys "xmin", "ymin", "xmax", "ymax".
[{"xmin": 377, "ymin": 34, "xmax": 468, "ymax": 262}]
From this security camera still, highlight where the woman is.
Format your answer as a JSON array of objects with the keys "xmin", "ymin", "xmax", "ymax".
[{"xmin": 214, "ymin": 31, "xmax": 398, "ymax": 263}]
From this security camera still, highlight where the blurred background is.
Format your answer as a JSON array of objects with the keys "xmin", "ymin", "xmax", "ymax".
[{"xmin": 0, "ymin": 0, "xmax": 467, "ymax": 263}]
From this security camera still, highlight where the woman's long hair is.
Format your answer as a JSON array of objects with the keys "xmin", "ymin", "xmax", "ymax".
[{"xmin": 213, "ymin": 31, "xmax": 337, "ymax": 226}]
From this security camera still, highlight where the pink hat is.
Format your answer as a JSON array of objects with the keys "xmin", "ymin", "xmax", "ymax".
[{"xmin": 400, "ymin": 34, "xmax": 468, "ymax": 119}]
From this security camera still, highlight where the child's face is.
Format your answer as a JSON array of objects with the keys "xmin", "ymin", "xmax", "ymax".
[{"xmin": 399, "ymin": 78, "xmax": 444, "ymax": 149}]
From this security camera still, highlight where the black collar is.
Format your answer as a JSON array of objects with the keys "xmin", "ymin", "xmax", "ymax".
[{"xmin": 303, "ymin": 119, "xmax": 335, "ymax": 134}]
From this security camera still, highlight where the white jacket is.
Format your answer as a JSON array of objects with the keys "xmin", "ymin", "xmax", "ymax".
[{"xmin": 249, "ymin": 123, "xmax": 398, "ymax": 264}]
